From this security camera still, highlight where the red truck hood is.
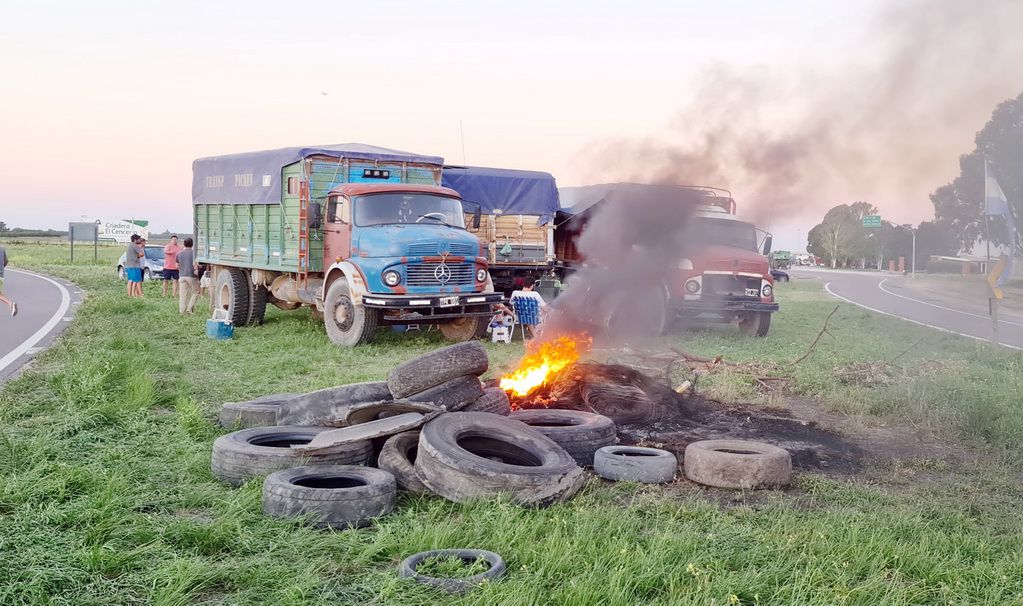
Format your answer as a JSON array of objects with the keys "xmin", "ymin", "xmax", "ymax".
[{"xmin": 693, "ymin": 245, "xmax": 769, "ymax": 274}]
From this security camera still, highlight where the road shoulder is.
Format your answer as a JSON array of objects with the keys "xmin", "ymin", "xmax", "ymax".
[{"xmin": 0, "ymin": 269, "xmax": 84, "ymax": 383}]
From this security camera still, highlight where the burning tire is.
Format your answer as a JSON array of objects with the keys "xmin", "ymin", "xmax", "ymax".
[
  {"xmin": 438, "ymin": 316, "xmax": 484, "ymax": 342},
  {"xmin": 377, "ymin": 431, "xmax": 430, "ymax": 494},
  {"xmin": 415, "ymin": 412, "xmax": 585, "ymax": 506},
  {"xmin": 398, "ymin": 549, "xmax": 506, "ymax": 594},
  {"xmin": 388, "ymin": 342, "xmax": 489, "ymax": 399},
  {"xmin": 461, "ymin": 387, "xmax": 511, "ymax": 415},
  {"xmin": 739, "ymin": 312, "xmax": 771, "ymax": 337},
  {"xmin": 324, "ymin": 279, "xmax": 378, "ymax": 346},
  {"xmin": 218, "ymin": 393, "xmax": 299, "ymax": 428},
  {"xmin": 508, "ymin": 409, "xmax": 616, "ymax": 466},
  {"xmin": 683, "ymin": 439, "xmax": 791, "ymax": 489},
  {"xmin": 407, "ymin": 375, "xmax": 485, "ymax": 411},
  {"xmin": 593, "ymin": 446, "xmax": 677, "ymax": 484},
  {"xmin": 262, "ymin": 465, "xmax": 396, "ymax": 528},
  {"xmin": 211, "ymin": 426, "xmax": 372, "ymax": 487},
  {"xmin": 214, "ymin": 267, "xmax": 250, "ymax": 327}
]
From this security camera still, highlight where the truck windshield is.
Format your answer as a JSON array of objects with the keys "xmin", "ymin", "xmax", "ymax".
[
  {"xmin": 353, "ymin": 193, "xmax": 465, "ymax": 228},
  {"xmin": 693, "ymin": 217, "xmax": 758, "ymax": 251}
]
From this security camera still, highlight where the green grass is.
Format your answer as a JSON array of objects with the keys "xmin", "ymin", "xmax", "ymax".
[{"xmin": 1, "ymin": 240, "xmax": 1023, "ymax": 605}]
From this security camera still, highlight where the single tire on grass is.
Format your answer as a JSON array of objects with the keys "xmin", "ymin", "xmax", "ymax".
[
  {"xmin": 415, "ymin": 412, "xmax": 585, "ymax": 506},
  {"xmin": 459, "ymin": 387, "xmax": 511, "ymax": 415},
  {"xmin": 408, "ymin": 375, "xmax": 485, "ymax": 410},
  {"xmin": 683, "ymin": 439, "xmax": 791, "ymax": 489},
  {"xmin": 218, "ymin": 393, "xmax": 299, "ymax": 428},
  {"xmin": 388, "ymin": 342, "xmax": 489, "ymax": 398},
  {"xmin": 377, "ymin": 431, "xmax": 430, "ymax": 494},
  {"xmin": 211, "ymin": 426, "xmax": 372, "ymax": 487},
  {"xmin": 593, "ymin": 446, "xmax": 677, "ymax": 484},
  {"xmin": 262, "ymin": 465, "xmax": 396, "ymax": 528},
  {"xmin": 398, "ymin": 549, "xmax": 506, "ymax": 594},
  {"xmin": 509, "ymin": 409, "xmax": 617, "ymax": 467}
]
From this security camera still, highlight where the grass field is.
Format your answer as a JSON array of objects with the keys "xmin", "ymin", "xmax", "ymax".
[{"xmin": 1, "ymin": 240, "xmax": 1022, "ymax": 606}]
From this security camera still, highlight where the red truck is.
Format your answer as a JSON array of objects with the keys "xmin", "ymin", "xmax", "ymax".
[{"xmin": 555, "ymin": 183, "xmax": 778, "ymax": 336}]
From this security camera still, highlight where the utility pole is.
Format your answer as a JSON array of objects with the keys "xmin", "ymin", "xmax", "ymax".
[{"xmin": 899, "ymin": 224, "xmax": 916, "ymax": 279}]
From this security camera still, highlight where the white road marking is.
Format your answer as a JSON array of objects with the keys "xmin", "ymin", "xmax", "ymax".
[
  {"xmin": 823, "ymin": 280, "xmax": 1021, "ymax": 351},
  {"xmin": 0, "ymin": 269, "xmax": 72, "ymax": 375},
  {"xmin": 877, "ymin": 278, "xmax": 1023, "ymax": 327}
]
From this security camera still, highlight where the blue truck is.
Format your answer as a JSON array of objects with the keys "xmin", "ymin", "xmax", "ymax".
[{"xmin": 192, "ymin": 144, "xmax": 502, "ymax": 346}]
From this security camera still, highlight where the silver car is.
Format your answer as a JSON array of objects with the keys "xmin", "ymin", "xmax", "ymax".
[{"xmin": 117, "ymin": 245, "xmax": 165, "ymax": 280}]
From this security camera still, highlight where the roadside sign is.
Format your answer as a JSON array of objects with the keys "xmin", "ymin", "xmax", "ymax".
[
  {"xmin": 986, "ymin": 254, "xmax": 1007, "ymax": 300},
  {"xmin": 863, "ymin": 215, "xmax": 882, "ymax": 228}
]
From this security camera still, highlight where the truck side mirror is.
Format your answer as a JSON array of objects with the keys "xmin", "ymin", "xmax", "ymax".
[
  {"xmin": 762, "ymin": 234, "xmax": 773, "ymax": 256},
  {"xmin": 464, "ymin": 201, "xmax": 482, "ymax": 230},
  {"xmin": 308, "ymin": 201, "xmax": 323, "ymax": 230}
]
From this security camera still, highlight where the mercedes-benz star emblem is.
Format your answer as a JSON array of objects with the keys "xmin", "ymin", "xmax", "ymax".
[{"xmin": 434, "ymin": 263, "xmax": 452, "ymax": 284}]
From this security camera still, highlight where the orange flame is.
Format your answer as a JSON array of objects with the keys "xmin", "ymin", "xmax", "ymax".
[{"xmin": 499, "ymin": 335, "xmax": 591, "ymax": 397}]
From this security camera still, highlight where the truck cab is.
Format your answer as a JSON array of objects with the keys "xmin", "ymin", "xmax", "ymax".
[{"xmin": 319, "ymin": 183, "xmax": 501, "ymax": 344}]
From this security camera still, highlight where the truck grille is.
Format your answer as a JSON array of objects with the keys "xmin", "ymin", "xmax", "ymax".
[
  {"xmin": 407, "ymin": 242, "xmax": 477, "ymax": 257},
  {"xmin": 406, "ymin": 263, "xmax": 475, "ymax": 286},
  {"xmin": 703, "ymin": 274, "xmax": 761, "ymax": 298}
]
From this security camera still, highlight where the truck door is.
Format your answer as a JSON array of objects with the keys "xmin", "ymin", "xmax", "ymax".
[{"xmin": 323, "ymin": 195, "xmax": 353, "ymax": 264}]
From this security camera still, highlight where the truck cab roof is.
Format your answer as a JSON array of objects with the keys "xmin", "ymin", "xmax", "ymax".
[{"xmin": 328, "ymin": 183, "xmax": 461, "ymax": 198}]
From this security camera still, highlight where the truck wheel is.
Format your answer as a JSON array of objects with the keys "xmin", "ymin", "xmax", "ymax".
[
  {"xmin": 439, "ymin": 317, "xmax": 483, "ymax": 342},
  {"xmin": 324, "ymin": 279, "xmax": 378, "ymax": 346},
  {"xmin": 739, "ymin": 312, "xmax": 771, "ymax": 337},
  {"xmin": 247, "ymin": 283, "xmax": 268, "ymax": 326},
  {"xmin": 117, "ymin": 266, "xmax": 125, "ymax": 280},
  {"xmin": 215, "ymin": 267, "xmax": 250, "ymax": 326}
]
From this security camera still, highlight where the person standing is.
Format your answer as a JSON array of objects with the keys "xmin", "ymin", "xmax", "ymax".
[
  {"xmin": 177, "ymin": 237, "xmax": 200, "ymax": 314},
  {"xmin": 162, "ymin": 235, "xmax": 182, "ymax": 298},
  {"xmin": 0, "ymin": 245, "xmax": 18, "ymax": 316},
  {"xmin": 124, "ymin": 235, "xmax": 143, "ymax": 298},
  {"xmin": 135, "ymin": 237, "xmax": 148, "ymax": 296}
]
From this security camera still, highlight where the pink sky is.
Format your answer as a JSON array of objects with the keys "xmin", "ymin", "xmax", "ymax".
[{"xmin": 2, "ymin": 0, "xmax": 1019, "ymax": 252}]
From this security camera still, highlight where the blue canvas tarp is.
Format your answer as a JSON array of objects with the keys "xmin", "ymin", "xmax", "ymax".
[
  {"xmin": 192, "ymin": 143, "xmax": 444, "ymax": 205},
  {"xmin": 442, "ymin": 166, "xmax": 560, "ymax": 225}
]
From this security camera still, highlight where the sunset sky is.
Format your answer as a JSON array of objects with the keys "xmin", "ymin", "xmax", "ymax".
[{"xmin": 2, "ymin": 0, "xmax": 1019, "ymax": 251}]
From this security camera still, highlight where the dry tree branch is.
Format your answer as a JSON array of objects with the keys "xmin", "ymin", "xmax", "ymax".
[{"xmin": 791, "ymin": 305, "xmax": 840, "ymax": 365}]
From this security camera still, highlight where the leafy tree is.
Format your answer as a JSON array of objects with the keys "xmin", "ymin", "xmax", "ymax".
[
  {"xmin": 931, "ymin": 91, "xmax": 1023, "ymax": 253},
  {"xmin": 0, "ymin": 221, "xmax": 7, "ymax": 233},
  {"xmin": 807, "ymin": 202, "xmax": 878, "ymax": 267}
]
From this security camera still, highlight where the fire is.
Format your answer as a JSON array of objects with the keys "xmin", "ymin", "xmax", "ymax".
[{"xmin": 499, "ymin": 335, "xmax": 591, "ymax": 397}]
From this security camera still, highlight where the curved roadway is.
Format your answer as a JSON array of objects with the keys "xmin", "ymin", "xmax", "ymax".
[
  {"xmin": 0, "ymin": 269, "xmax": 79, "ymax": 382},
  {"xmin": 792, "ymin": 268, "xmax": 1023, "ymax": 351}
]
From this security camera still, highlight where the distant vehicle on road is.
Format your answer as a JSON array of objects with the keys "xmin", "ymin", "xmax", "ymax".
[
  {"xmin": 770, "ymin": 268, "xmax": 790, "ymax": 282},
  {"xmin": 117, "ymin": 246, "xmax": 165, "ymax": 280},
  {"xmin": 769, "ymin": 250, "xmax": 791, "ymax": 269}
]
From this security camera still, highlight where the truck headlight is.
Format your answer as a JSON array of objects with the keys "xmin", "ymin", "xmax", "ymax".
[
  {"xmin": 685, "ymin": 279, "xmax": 701, "ymax": 294},
  {"xmin": 476, "ymin": 268, "xmax": 488, "ymax": 282},
  {"xmin": 678, "ymin": 258, "xmax": 694, "ymax": 270},
  {"xmin": 762, "ymin": 283, "xmax": 773, "ymax": 298},
  {"xmin": 383, "ymin": 270, "xmax": 401, "ymax": 287}
]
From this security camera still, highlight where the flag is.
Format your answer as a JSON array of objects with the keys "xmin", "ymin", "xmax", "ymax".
[{"xmin": 984, "ymin": 160, "xmax": 1016, "ymax": 287}]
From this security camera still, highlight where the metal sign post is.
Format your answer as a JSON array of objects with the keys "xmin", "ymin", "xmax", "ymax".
[
  {"xmin": 986, "ymin": 254, "xmax": 1007, "ymax": 346},
  {"xmin": 68, "ymin": 222, "xmax": 100, "ymax": 263}
]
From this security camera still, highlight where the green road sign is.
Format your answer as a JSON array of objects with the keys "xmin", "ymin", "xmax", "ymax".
[{"xmin": 863, "ymin": 215, "xmax": 882, "ymax": 227}]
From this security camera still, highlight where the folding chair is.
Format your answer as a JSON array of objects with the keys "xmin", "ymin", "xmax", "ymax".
[{"xmin": 510, "ymin": 296, "xmax": 541, "ymax": 340}]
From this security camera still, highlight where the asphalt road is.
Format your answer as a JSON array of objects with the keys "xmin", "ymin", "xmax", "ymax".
[
  {"xmin": 0, "ymin": 269, "xmax": 78, "ymax": 382},
  {"xmin": 792, "ymin": 267, "xmax": 1023, "ymax": 351}
]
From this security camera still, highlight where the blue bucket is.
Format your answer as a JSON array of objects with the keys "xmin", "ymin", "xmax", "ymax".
[{"xmin": 206, "ymin": 319, "xmax": 234, "ymax": 340}]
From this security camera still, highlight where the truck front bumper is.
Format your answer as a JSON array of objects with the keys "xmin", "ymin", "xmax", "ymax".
[
  {"xmin": 361, "ymin": 292, "xmax": 504, "ymax": 323},
  {"xmin": 671, "ymin": 299, "xmax": 779, "ymax": 322}
]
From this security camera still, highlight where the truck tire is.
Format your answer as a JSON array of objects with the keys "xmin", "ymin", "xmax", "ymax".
[
  {"xmin": 215, "ymin": 267, "xmax": 250, "ymax": 327},
  {"xmin": 377, "ymin": 431, "xmax": 430, "ymax": 494},
  {"xmin": 415, "ymin": 412, "xmax": 585, "ymax": 506},
  {"xmin": 508, "ymin": 409, "xmax": 617, "ymax": 467},
  {"xmin": 388, "ymin": 342, "xmax": 489, "ymax": 399},
  {"xmin": 683, "ymin": 439, "xmax": 792, "ymax": 489},
  {"xmin": 247, "ymin": 283, "xmax": 268, "ymax": 326},
  {"xmin": 262, "ymin": 465, "xmax": 396, "ymax": 528},
  {"xmin": 593, "ymin": 446, "xmax": 677, "ymax": 483},
  {"xmin": 211, "ymin": 426, "xmax": 372, "ymax": 487},
  {"xmin": 739, "ymin": 312, "xmax": 771, "ymax": 337},
  {"xmin": 323, "ymin": 279, "xmax": 378, "ymax": 346},
  {"xmin": 219, "ymin": 393, "xmax": 299, "ymax": 428},
  {"xmin": 275, "ymin": 381, "xmax": 393, "ymax": 426},
  {"xmin": 461, "ymin": 387, "xmax": 511, "ymax": 415},
  {"xmin": 407, "ymin": 375, "xmax": 485, "ymax": 410},
  {"xmin": 439, "ymin": 317, "xmax": 483, "ymax": 342}
]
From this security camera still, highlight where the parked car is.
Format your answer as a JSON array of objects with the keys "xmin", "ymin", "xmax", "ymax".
[
  {"xmin": 117, "ymin": 245, "xmax": 165, "ymax": 280},
  {"xmin": 770, "ymin": 268, "xmax": 790, "ymax": 282}
]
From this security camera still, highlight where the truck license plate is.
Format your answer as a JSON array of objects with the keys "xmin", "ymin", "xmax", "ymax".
[
  {"xmin": 745, "ymin": 288, "xmax": 760, "ymax": 297},
  {"xmin": 439, "ymin": 296, "xmax": 459, "ymax": 307}
]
